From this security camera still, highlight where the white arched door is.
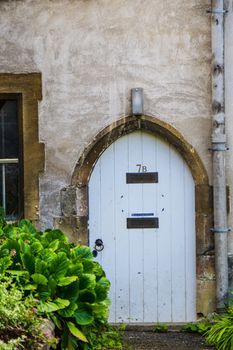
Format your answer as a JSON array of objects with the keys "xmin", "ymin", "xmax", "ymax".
[{"xmin": 89, "ymin": 131, "xmax": 196, "ymax": 323}]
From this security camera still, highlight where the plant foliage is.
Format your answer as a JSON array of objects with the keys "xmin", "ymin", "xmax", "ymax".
[
  {"xmin": 0, "ymin": 274, "xmax": 48, "ymax": 349},
  {"xmin": 205, "ymin": 309, "xmax": 233, "ymax": 350},
  {"xmin": 153, "ymin": 323, "xmax": 168, "ymax": 333},
  {"xmin": 0, "ymin": 218, "xmax": 123, "ymax": 349},
  {"xmin": 182, "ymin": 322, "xmax": 211, "ymax": 334}
]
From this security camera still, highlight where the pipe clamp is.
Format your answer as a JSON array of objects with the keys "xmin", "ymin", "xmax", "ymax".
[
  {"xmin": 208, "ymin": 144, "xmax": 229, "ymax": 152},
  {"xmin": 206, "ymin": 9, "xmax": 228, "ymax": 14},
  {"xmin": 210, "ymin": 227, "xmax": 231, "ymax": 233}
]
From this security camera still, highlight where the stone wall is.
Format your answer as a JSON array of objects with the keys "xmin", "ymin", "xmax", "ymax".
[
  {"xmin": 0, "ymin": 0, "xmax": 217, "ymax": 315},
  {"xmin": 0, "ymin": 0, "xmax": 212, "ymax": 228}
]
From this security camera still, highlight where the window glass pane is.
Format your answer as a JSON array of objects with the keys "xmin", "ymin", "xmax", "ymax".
[
  {"xmin": 0, "ymin": 98, "xmax": 20, "ymax": 220},
  {"xmin": 0, "ymin": 164, "xmax": 20, "ymax": 220},
  {"xmin": 0, "ymin": 100, "xmax": 18, "ymax": 158}
]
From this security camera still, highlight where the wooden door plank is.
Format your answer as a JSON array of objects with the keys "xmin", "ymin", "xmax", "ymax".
[
  {"xmin": 114, "ymin": 135, "xmax": 130, "ymax": 323},
  {"xmin": 99, "ymin": 145, "xmax": 116, "ymax": 322},
  {"xmin": 170, "ymin": 149, "xmax": 186, "ymax": 322},
  {"xmin": 89, "ymin": 160, "xmax": 102, "ymax": 265},
  {"xmin": 184, "ymin": 165, "xmax": 196, "ymax": 321},
  {"xmin": 141, "ymin": 132, "xmax": 158, "ymax": 322},
  {"xmin": 157, "ymin": 139, "xmax": 172, "ymax": 322},
  {"xmin": 128, "ymin": 131, "xmax": 144, "ymax": 322}
]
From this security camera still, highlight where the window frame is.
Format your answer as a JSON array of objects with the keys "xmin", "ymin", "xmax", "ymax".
[
  {"xmin": 0, "ymin": 74, "xmax": 44, "ymax": 222},
  {"xmin": 0, "ymin": 94, "xmax": 23, "ymax": 219}
]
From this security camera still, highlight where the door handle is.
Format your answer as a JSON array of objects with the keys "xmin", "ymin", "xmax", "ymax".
[
  {"xmin": 92, "ymin": 238, "xmax": 104, "ymax": 258},
  {"xmin": 94, "ymin": 239, "xmax": 104, "ymax": 252}
]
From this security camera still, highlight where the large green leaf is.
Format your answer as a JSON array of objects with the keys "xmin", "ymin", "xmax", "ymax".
[
  {"xmin": 93, "ymin": 262, "xmax": 105, "ymax": 279},
  {"xmin": 40, "ymin": 249, "xmax": 57, "ymax": 264},
  {"xmin": 18, "ymin": 232, "xmax": 32, "ymax": 242},
  {"xmin": 67, "ymin": 263, "xmax": 83, "ymax": 276},
  {"xmin": 82, "ymin": 259, "xmax": 94, "ymax": 273},
  {"xmin": 79, "ymin": 290, "xmax": 96, "ymax": 304},
  {"xmin": 38, "ymin": 298, "xmax": 70, "ymax": 313},
  {"xmin": 79, "ymin": 274, "xmax": 96, "ymax": 290},
  {"xmin": 38, "ymin": 301, "xmax": 59, "ymax": 313},
  {"xmin": 50, "ymin": 314, "xmax": 62, "ymax": 330},
  {"xmin": 2, "ymin": 239, "xmax": 20, "ymax": 258},
  {"xmin": 58, "ymin": 301, "xmax": 77, "ymax": 317},
  {"xmin": 74, "ymin": 246, "xmax": 93, "ymax": 260},
  {"xmin": 57, "ymin": 276, "xmax": 78, "ymax": 286},
  {"xmin": 97, "ymin": 276, "xmax": 110, "ymax": 289},
  {"xmin": 23, "ymin": 284, "xmax": 37, "ymax": 291},
  {"xmin": 67, "ymin": 335, "xmax": 78, "ymax": 350},
  {"xmin": 37, "ymin": 289, "xmax": 51, "ymax": 299},
  {"xmin": 95, "ymin": 277, "xmax": 110, "ymax": 301},
  {"xmin": 50, "ymin": 252, "xmax": 69, "ymax": 279},
  {"xmin": 3, "ymin": 225, "xmax": 18, "ymax": 240},
  {"xmin": 0, "ymin": 248, "xmax": 10, "ymax": 258},
  {"xmin": 67, "ymin": 322, "xmax": 88, "ymax": 342},
  {"xmin": 20, "ymin": 241, "xmax": 31, "ymax": 254},
  {"xmin": 21, "ymin": 252, "xmax": 35, "ymax": 274},
  {"xmin": 59, "ymin": 281, "xmax": 79, "ymax": 301},
  {"xmin": 18, "ymin": 219, "xmax": 37, "ymax": 234},
  {"xmin": 48, "ymin": 239, "xmax": 60, "ymax": 251},
  {"xmin": 58, "ymin": 241, "xmax": 71, "ymax": 255},
  {"xmin": 74, "ymin": 309, "xmax": 94, "ymax": 325},
  {"xmin": 19, "ymin": 239, "xmax": 31, "ymax": 254},
  {"xmin": 48, "ymin": 276, "xmax": 57, "ymax": 296},
  {"xmin": 31, "ymin": 273, "xmax": 48, "ymax": 285},
  {"xmin": 31, "ymin": 241, "xmax": 44, "ymax": 254},
  {"xmin": 35, "ymin": 258, "xmax": 48, "ymax": 276},
  {"xmin": 44, "ymin": 229, "xmax": 67, "ymax": 244},
  {"xmin": 91, "ymin": 299, "xmax": 110, "ymax": 320},
  {"xmin": 61, "ymin": 332, "xmax": 78, "ymax": 350},
  {"xmin": 54, "ymin": 297, "xmax": 70, "ymax": 309}
]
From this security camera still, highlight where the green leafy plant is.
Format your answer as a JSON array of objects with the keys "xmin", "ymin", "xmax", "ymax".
[
  {"xmin": 182, "ymin": 322, "xmax": 211, "ymax": 334},
  {"xmin": 153, "ymin": 323, "xmax": 168, "ymax": 333},
  {"xmin": 83, "ymin": 323, "xmax": 124, "ymax": 349},
  {"xmin": 0, "ymin": 274, "xmax": 49, "ymax": 349},
  {"xmin": 205, "ymin": 309, "xmax": 233, "ymax": 350},
  {"xmin": 0, "ymin": 218, "xmax": 123, "ymax": 349}
]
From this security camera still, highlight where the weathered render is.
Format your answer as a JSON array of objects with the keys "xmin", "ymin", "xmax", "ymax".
[
  {"xmin": 2, "ymin": 0, "xmax": 232, "ymax": 317},
  {"xmin": 0, "ymin": 0, "xmax": 212, "ymax": 224}
]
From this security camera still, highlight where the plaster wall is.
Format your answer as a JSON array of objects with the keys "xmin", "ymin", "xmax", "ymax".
[{"xmin": 0, "ymin": 0, "xmax": 212, "ymax": 228}]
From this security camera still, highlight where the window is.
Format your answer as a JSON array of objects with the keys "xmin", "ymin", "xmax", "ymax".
[
  {"xmin": 0, "ymin": 96, "xmax": 22, "ymax": 219},
  {"xmin": 0, "ymin": 74, "xmax": 44, "ymax": 222}
]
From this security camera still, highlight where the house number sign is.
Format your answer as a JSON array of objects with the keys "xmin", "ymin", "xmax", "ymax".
[
  {"xmin": 136, "ymin": 163, "xmax": 148, "ymax": 173},
  {"xmin": 126, "ymin": 163, "xmax": 158, "ymax": 184},
  {"xmin": 126, "ymin": 163, "xmax": 159, "ymax": 228}
]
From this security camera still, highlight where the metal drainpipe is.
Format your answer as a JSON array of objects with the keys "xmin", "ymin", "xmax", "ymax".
[{"xmin": 210, "ymin": 0, "xmax": 229, "ymax": 310}]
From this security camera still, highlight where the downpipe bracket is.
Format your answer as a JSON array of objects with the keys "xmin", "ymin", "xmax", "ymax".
[
  {"xmin": 210, "ymin": 227, "xmax": 232, "ymax": 233},
  {"xmin": 206, "ymin": 9, "xmax": 228, "ymax": 15},
  {"xmin": 208, "ymin": 146, "xmax": 229, "ymax": 151}
]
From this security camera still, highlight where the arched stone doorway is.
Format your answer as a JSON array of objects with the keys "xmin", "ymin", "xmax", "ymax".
[{"xmin": 56, "ymin": 115, "xmax": 215, "ymax": 317}]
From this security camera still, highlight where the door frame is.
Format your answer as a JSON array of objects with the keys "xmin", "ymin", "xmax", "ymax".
[{"xmin": 67, "ymin": 115, "xmax": 214, "ymax": 317}]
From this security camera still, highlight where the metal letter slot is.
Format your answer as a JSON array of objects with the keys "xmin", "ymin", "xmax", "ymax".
[
  {"xmin": 126, "ymin": 172, "xmax": 158, "ymax": 184},
  {"xmin": 127, "ymin": 217, "xmax": 159, "ymax": 229}
]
